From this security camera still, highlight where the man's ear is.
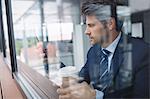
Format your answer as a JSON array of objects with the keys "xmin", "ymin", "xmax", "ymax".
[{"xmin": 107, "ymin": 18, "xmax": 116, "ymax": 31}]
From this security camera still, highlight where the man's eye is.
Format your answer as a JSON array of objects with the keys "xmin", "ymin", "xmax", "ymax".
[{"xmin": 88, "ymin": 24, "xmax": 95, "ymax": 27}]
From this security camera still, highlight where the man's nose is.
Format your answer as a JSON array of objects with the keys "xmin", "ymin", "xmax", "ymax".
[{"xmin": 85, "ymin": 27, "xmax": 90, "ymax": 35}]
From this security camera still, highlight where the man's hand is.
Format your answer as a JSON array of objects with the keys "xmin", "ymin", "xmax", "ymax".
[{"xmin": 57, "ymin": 82, "xmax": 96, "ymax": 99}]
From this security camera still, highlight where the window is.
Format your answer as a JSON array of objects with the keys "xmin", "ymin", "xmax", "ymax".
[{"xmin": 11, "ymin": 0, "xmax": 74, "ymax": 77}]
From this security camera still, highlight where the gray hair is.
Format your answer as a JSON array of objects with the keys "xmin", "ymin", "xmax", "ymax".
[
  {"xmin": 81, "ymin": 2, "xmax": 123, "ymax": 32},
  {"xmin": 82, "ymin": 3, "xmax": 111, "ymax": 22}
]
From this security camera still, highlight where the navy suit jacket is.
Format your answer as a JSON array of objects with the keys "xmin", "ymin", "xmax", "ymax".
[{"xmin": 79, "ymin": 34, "xmax": 150, "ymax": 98}]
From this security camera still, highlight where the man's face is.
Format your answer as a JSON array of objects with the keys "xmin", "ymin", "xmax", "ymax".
[{"xmin": 85, "ymin": 15, "xmax": 108, "ymax": 45}]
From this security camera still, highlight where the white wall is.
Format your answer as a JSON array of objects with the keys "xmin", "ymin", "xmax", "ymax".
[{"xmin": 130, "ymin": 0, "xmax": 150, "ymax": 13}]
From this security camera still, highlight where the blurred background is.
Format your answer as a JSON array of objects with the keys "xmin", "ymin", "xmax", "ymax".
[{"xmin": 1, "ymin": 0, "xmax": 150, "ymax": 79}]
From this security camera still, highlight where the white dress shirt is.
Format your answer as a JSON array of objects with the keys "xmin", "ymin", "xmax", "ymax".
[{"xmin": 103, "ymin": 32, "xmax": 121, "ymax": 71}]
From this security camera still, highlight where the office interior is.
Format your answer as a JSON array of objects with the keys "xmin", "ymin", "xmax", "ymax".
[{"xmin": 0, "ymin": 0, "xmax": 150, "ymax": 98}]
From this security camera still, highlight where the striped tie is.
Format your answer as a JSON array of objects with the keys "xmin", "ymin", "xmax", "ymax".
[{"xmin": 99, "ymin": 49, "xmax": 112, "ymax": 91}]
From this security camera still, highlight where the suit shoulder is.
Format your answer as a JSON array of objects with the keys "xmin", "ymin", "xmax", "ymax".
[
  {"xmin": 128, "ymin": 36, "xmax": 150, "ymax": 48},
  {"xmin": 87, "ymin": 44, "xmax": 101, "ymax": 58}
]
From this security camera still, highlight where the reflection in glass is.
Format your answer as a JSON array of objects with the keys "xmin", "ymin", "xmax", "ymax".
[{"xmin": 12, "ymin": 0, "xmax": 74, "ymax": 78}]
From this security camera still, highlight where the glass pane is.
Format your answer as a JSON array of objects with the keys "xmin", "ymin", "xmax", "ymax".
[
  {"xmin": 117, "ymin": 6, "xmax": 131, "ymax": 35},
  {"xmin": 9, "ymin": 0, "xmax": 150, "ymax": 98},
  {"xmin": 12, "ymin": 0, "xmax": 75, "ymax": 79},
  {"xmin": 1, "ymin": 0, "xmax": 11, "ymax": 64},
  {"xmin": 12, "ymin": 0, "xmax": 44, "ymax": 73}
]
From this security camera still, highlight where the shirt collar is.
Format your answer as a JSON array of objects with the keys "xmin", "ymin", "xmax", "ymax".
[{"xmin": 103, "ymin": 33, "xmax": 121, "ymax": 54}]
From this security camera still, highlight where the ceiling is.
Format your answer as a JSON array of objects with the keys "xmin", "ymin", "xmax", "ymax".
[
  {"xmin": 4, "ymin": 0, "xmax": 150, "ymax": 25},
  {"xmin": 11, "ymin": 0, "xmax": 77, "ymax": 24}
]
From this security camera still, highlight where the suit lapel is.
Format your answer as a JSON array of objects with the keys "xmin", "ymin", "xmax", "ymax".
[
  {"xmin": 92, "ymin": 40, "xmax": 124, "ymax": 84},
  {"xmin": 111, "ymin": 35, "xmax": 124, "ymax": 81},
  {"xmin": 90, "ymin": 44, "xmax": 103, "ymax": 82},
  {"xmin": 95, "ymin": 44, "xmax": 102, "ymax": 64},
  {"xmin": 111, "ymin": 45, "xmax": 124, "ymax": 78}
]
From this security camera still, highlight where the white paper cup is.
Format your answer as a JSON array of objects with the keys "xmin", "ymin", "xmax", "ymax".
[{"xmin": 58, "ymin": 66, "xmax": 80, "ymax": 88}]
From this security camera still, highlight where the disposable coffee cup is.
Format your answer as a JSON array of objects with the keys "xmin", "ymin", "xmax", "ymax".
[{"xmin": 58, "ymin": 66, "xmax": 82, "ymax": 88}]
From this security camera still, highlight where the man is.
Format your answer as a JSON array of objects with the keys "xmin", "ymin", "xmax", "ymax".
[{"xmin": 57, "ymin": 2, "xmax": 150, "ymax": 99}]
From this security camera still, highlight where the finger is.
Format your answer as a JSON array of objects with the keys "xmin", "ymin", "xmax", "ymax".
[
  {"xmin": 68, "ymin": 82, "xmax": 90, "ymax": 93},
  {"xmin": 57, "ymin": 88, "xmax": 71, "ymax": 95},
  {"xmin": 81, "ymin": 81, "xmax": 88, "ymax": 85},
  {"xmin": 59, "ymin": 94, "xmax": 71, "ymax": 99},
  {"xmin": 68, "ymin": 84, "xmax": 83, "ymax": 91},
  {"xmin": 58, "ymin": 83, "xmax": 86, "ymax": 95},
  {"xmin": 71, "ymin": 90, "xmax": 81, "ymax": 96}
]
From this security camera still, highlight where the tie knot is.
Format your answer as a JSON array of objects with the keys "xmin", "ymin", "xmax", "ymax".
[{"xmin": 102, "ymin": 49, "xmax": 111, "ymax": 56}]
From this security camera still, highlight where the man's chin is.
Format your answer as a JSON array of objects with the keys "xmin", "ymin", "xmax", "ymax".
[{"xmin": 90, "ymin": 41, "xmax": 96, "ymax": 45}]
